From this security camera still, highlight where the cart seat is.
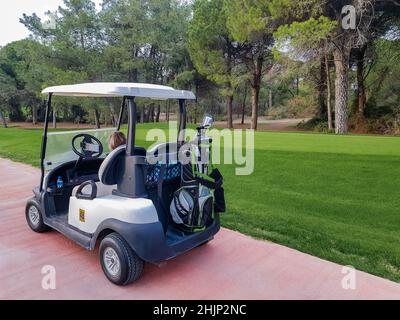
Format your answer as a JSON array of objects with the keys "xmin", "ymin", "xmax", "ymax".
[
  {"xmin": 72, "ymin": 144, "xmax": 146, "ymax": 198},
  {"xmin": 99, "ymin": 144, "xmax": 146, "ymax": 186}
]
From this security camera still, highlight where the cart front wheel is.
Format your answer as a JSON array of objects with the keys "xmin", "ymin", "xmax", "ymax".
[
  {"xmin": 25, "ymin": 199, "xmax": 50, "ymax": 233},
  {"xmin": 99, "ymin": 232, "xmax": 144, "ymax": 286}
]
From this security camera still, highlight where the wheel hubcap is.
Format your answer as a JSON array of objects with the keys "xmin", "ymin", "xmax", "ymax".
[
  {"xmin": 28, "ymin": 206, "xmax": 40, "ymax": 226},
  {"xmin": 103, "ymin": 247, "xmax": 121, "ymax": 276}
]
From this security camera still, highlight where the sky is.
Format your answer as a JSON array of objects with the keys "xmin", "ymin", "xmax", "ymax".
[{"xmin": 0, "ymin": 0, "xmax": 101, "ymax": 47}]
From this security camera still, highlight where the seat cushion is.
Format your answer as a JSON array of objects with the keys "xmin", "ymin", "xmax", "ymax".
[
  {"xmin": 98, "ymin": 145, "xmax": 126, "ymax": 185},
  {"xmin": 98, "ymin": 145, "xmax": 147, "ymax": 185}
]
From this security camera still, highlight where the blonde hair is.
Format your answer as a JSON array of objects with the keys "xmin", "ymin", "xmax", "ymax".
[{"xmin": 108, "ymin": 131, "xmax": 126, "ymax": 151}]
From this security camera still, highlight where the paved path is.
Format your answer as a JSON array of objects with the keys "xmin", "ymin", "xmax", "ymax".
[{"xmin": 1, "ymin": 157, "xmax": 400, "ymax": 300}]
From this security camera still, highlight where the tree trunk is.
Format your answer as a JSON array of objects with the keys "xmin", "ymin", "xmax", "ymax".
[
  {"xmin": 250, "ymin": 56, "xmax": 263, "ymax": 130},
  {"xmin": 144, "ymin": 106, "xmax": 149, "ymax": 123},
  {"xmin": 241, "ymin": 87, "xmax": 247, "ymax": 125},
  {"xmin": 356, "ymin": 46, "xmax": 367, "ymax": 115},
  {"xmin": 94, "ymin": 109, "xmax": 100, "ymax": 129},
  {"xmin": 0, "ymin": 109, "xmax": 7, "ymax": 128},
  {"xmin": 53, "ymin": 110, "xmax": 57, "ymax": 129},
  {"xmin": 155, "ymin": 104, "xmax": 161, "ymax": 123},
  {"xmin": 251, "ymin": 85, "xmax": 260, "ymax": 130},
  {"xmin": 149, "ymin": 105, "xmax": 155, "ymax": 122},
  {"xmin": 144, "ymin": 107, "xmax": 148, "ymax": 123},
  {"xmin": 140, "ymin": 106, "xmax": 144, "ymax": 123},
  {"xmin": 80, "ymin": 30, "xmax": 85, "ymax": 50},
  {"xmin": 333, "ymin": 49, "xmax": 349, "ymax": 134},
  {"xmin": 227, "ymin": 95, "xmax": 233, "ymax": 129},
  {"xmin": 324, "ymin": 53, "xmax": 333, "ymax": 131},
  {"xmin": 109, "ymin": 103, "xmax": 118, "ymax": 127},
  {"xmin": 9, "ymin": 102, "xmax": 22, "ymax": 122},
  {"xmin": 269, "ymin": 89, "xmax": 273, "ymax": 109},
  {"xmin": 166, "ymin": 101, "xmax": 170, "ymax": 121},
  {"xmin": 32, "ymin": 105, "xmax": 37, "ymax": 125},
  {"xmin": 318, "ymin": 57, "xmax": 327, "ymax": 117}
]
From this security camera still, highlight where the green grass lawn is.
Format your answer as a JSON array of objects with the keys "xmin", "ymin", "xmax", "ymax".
[{"xmin": 1, "ymin": 124, "xmax": 400, "ymax": 282}]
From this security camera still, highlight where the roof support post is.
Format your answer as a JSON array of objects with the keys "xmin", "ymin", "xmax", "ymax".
[
  {"xmin": 126, "ymin": 97, "xmax": 136, "ymax": 156},
  {"xmin": 178, "ymin": 99, "xmax": 186, "ymax": 146},
  {"xmin": 114, "ymin": 96, "xmax": 147, "ymax": 198},
  {"xmin": 39, "ymin": 94, "xmax": 52, "ymax": 192},
  {"xmin": 117, "ymin": 96, "xmax": 126, "ymax": 131}
]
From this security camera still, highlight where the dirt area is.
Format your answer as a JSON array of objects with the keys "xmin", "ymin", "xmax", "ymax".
[{"xmin": 215, "ymin": 117, "xmax": 309, "ymax": 131}]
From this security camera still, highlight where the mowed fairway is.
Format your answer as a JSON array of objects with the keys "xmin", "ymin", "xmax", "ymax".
[{"xmin": 1, "ymin": 124, "xmax": 400, "ymax": 282}]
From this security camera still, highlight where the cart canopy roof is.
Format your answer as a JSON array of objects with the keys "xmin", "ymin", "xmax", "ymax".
[{"xmin": 42, "ymin": 82, "xmax": 196, "ymax": 100}]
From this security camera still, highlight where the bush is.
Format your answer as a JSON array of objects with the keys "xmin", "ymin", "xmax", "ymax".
[
  {"xmin": 366, "ymin": 107, "xmax": 400, "ymax": 135},
  {"xmin": 297, "ymin": 117, "xmax": 330, "ymax": 133},
  {"xmin": 267, "ymin": 95, "xmax": 317, "ymax": 120}
]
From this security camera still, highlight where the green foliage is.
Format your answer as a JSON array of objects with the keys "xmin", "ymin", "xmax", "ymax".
[
  {"xmin": 366, "ymin": 39, "xmax": 400, "ymax": 111},
  {"xmin": 269, "ymin": 0, "xmax": 323, "ymax": 21},
  {"xmin": 224, "ymin": 0, "xmax": 270, "ymax": 43},
  {"xmin": 188, "ymin": 0, "xmax": 237, "ymax": 95},
  {"xmin": 4, "ymin": 0, "xmax": 194, "ymax": 125},
  {"xmin": 0, "ymin": 0, "xmax": 398, "ymax": 133},
  {"xmin": 274, "ymin": 17, "xmax": 336, "ymax": 58},
  {"xmin": 297, "ymin": 117, "xmax": 330, "ymax": 132}
]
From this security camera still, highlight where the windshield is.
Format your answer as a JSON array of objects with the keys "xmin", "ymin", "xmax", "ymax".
[{"xmin": 44, "ymin": 128, "xmax": 117, "ymax": 171}]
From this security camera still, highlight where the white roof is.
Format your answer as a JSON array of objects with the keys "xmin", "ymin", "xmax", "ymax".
[{"xmin": 42, "ymin": 82, "xmax": 196, "ymax": 100}]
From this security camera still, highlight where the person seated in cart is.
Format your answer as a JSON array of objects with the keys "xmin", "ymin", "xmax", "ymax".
[{"xmin": 108, "ymin": 131, "xmax": 126, "ymax": 151}]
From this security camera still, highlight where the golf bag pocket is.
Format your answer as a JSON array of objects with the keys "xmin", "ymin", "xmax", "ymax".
[
  {"xmin": 198, "ymin": 191, "xmax": 214, "ymax": 226},
  {"xmin": 170, "ymin": 185, "xmax": 213, "ymax": 230},
  {"xmin": 214, "ymin": 187, "xmax": 226, "ymax": 213},
  {"xmin": 196, "ymin": 168, "xmax": 226, "ymax": 213},
  {"xmin": 170, "ymin": 187, "xmax": 195, "ymax": 226}
]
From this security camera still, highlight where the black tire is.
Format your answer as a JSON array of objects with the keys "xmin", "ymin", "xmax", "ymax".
[
  {"xmin": 25, "ymin": 199, "xmax": 50, "ymax": 233},
  {"xmin": 99, "ymin": 232, "xmax": 144, "ymax": 286}
]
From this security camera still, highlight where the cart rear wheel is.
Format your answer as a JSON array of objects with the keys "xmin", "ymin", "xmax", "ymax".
[
  {"xmin": 25, "ymin": 199, "xmax": 50, "ymax": 233},
  {"xmin": 99, "ymin": 232, "xmax": 144, "ymax": 286}
]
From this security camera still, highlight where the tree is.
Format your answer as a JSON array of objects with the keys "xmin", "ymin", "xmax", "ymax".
[
  {"xmin": 365, "ymin": 38, "xmax": 400, "ymax": 113},
  {"xmin": 224, "ymin": 0, "xmax": 275, "ymax": 130},
  {"xmin": 0, "ymin": 68, "xmax": 16, "ymax": 127},
  {"xmin": 101, "ymin": 0, "xmax": 193, "ymax": 123},
  {"xmin": 188, "ymin": 0, "xmax": 241, "ymax": 129},
  {"xmin": 271, "ymin": 0, "xmax": 374, "ymax": 134},
  {"xmin": 0, "ymin": 40, "xmax": 51, "ymax": 125},
  {"xmin": 274, "ymin": 16, "xmax": 336, "ymax": 130},
  {"xmin": 21, "ymin": 0, "xmax": 102, "ymax": 127},
  {"xmin": 350, "ymin": 1, "xmax": 400, "ymax": 117}
]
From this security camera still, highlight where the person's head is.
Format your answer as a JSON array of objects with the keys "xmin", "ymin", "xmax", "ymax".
[{"xmin": 108, "ymin": 131, "xmax": 126, "ymax": 151}]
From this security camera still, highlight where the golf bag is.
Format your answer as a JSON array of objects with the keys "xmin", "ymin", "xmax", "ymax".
[{"xmin": 169, "ymin": 160, "xmax": 225, "ymax": 231}]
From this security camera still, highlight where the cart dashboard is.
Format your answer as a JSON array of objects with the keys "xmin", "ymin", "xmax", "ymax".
[{"xmin": 45, "ymin": 158, "xmax": 104, "ymax": 192}]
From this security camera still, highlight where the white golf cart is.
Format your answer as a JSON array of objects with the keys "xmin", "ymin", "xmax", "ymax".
[{"xmin": 25, "ymin": 83, "xmax": 225, "ymax": 286}]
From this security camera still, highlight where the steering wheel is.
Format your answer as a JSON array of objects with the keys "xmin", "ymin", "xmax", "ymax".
[{"xmin": 72, "ymin": 134, "xmax": 104, "ymax": 159}]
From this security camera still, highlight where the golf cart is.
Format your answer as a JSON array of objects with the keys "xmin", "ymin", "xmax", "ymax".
[{"xmin": 25, "ymin": 83, "xmax": 225, "ymax": 286}]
